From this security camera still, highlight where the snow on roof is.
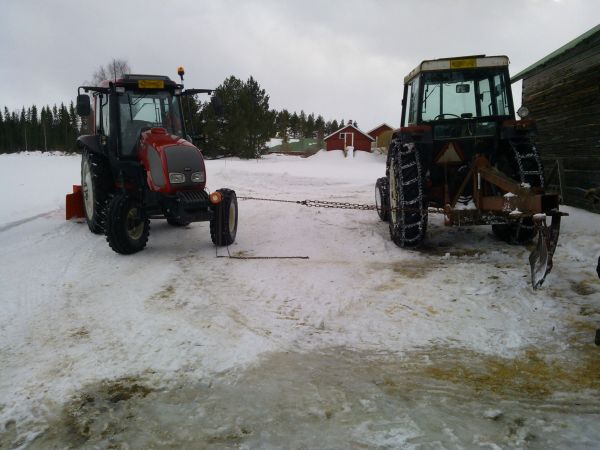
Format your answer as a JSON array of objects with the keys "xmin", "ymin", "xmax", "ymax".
[
  {"xmin": 324, "ymin": 124, "xmax": 375, "ymax": 141},
  {"xmin": 366, "ymin": 123, "xmax": 394, "ymax": 135},
  {"xmin": 512, "ymin": 24, "xmax": 600, "ymax": 82}
]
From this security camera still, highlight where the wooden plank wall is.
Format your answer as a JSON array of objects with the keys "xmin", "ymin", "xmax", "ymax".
[{"xmin": 521, "ymin": 32, "xmax": 600, "ymax": 213}]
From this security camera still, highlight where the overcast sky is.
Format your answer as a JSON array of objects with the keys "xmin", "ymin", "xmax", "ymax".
[{"xmin": 1, "ymin": 0, "xmax": 599, "ymax": 130}]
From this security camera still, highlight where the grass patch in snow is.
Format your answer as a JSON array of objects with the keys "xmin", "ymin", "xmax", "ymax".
[
  {"xmin": 29, "ymin": 376, "xmax": 154, "ymax": 448},
  {"xmin": 423, "ymin": 346, "xmax": 600, "ymax": 398},
  {"xmin": 570, "ymin": 279, "xmax": 598, "ymax": 296}
]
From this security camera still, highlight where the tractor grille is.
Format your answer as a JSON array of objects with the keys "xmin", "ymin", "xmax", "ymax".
[{"xmin": 177, "ymin": 190, "xmax": 210, "ymax": 209}]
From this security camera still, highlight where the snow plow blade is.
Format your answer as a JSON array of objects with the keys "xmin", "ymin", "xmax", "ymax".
[
  {"xmin": 66, "ymin": 185, "xmax": 85, "ymax": 220},
  {"xmin": 529, "ymin": 228, "xmax": 548, "ymax": 289},
  {"xmin": 529, "ymin": 212, "xmax": 566, "ymax": 289}
]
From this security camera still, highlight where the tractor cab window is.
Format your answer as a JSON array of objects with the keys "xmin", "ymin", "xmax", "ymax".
[
  {"xmin": 420, "ymin": 69, "xmax": 512, "ymax": 122},
  {"xmin": 493, "ymin": 73, "xmax": 511, "ymax": 116},
  {"xmin": 406, "ymin": 78, "xmax": 419, "ymax": 126},
  {"xmin": 95, "ymin": 94, "xmax": 110, "ymax": 136},
  {"xmin": 118, "ymin": 91, "xmax": 184, "ymax": 157}
]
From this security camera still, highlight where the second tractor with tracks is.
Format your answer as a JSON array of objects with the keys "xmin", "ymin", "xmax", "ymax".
[{"xmin": 375, "ymin": 55, "xmax": 566, "ymax": 288}]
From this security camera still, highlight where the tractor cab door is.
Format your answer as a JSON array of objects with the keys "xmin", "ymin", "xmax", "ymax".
[{"xmin": 93, "ymin": 93, "xmax": 112, "ymax": 155}]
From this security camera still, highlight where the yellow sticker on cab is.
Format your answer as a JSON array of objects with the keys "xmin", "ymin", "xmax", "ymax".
[
  {"xmin": 138, "ymin": 79, "xmax": 165, "ymax": 89},
  {"xmin": 450, "ymin": 58, "xmax": 477, "ymax": 69}
]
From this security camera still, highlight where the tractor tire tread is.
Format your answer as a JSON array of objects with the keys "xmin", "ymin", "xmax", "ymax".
[
  {"xmin": 389, "ymin": 140, "xmax": 427, "ymax": 247},
  {"xmin": 82, "ymin": 148, "xmax": 112, "ymax": 234},
  {"xmin": 375, "ymin": 177, "xmax": 389, "ymax": 222},
  {"xmin": 105, "ymin": 194, "xmax": 150, "ymax": 255},
  {"xmin": 210, "ymin": 188, "xmax": 238, "ymax": 246}
]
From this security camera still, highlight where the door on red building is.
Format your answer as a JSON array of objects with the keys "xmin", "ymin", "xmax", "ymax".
[{"xmin": 344, "ymin": 132, "xmax": 354, "ymax": 148}]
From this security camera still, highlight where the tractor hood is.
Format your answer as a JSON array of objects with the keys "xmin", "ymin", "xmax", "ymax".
[{"xmin": 138, "ymin": 127, "xmax": 206, "ymax": 194}]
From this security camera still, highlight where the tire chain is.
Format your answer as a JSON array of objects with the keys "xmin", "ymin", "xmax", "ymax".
[{"xmin": 508, "ymin": 139, "xmax": 545, "ymax": 235}]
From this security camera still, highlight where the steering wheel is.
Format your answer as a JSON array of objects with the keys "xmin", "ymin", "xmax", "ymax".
[{"xmin": 434, "ymin": 113, "xmax": 461, "ymax": 120}]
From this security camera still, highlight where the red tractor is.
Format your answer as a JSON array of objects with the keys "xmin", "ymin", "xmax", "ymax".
[
  {"xmin": 375, "ymin": 55, "xmax": 566, "ymax": 288},
  {"xmin": 68, "ymin": 69, "xmax": 237, "ymax": 254}
]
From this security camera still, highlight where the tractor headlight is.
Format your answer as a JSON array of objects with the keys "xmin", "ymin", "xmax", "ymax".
[
  {"xmin": 169, "ymin": 172, "xmax": 186, "ymax": 184},
  {"xmin": 517, "ymin": 106, "xmax": 530, "ymax": 119},
  {"xmin": 191, "ymin": 172, "xmax": 205, "ymax": 183}
]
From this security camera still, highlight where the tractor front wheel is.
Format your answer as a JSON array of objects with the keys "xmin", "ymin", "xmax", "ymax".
[
  {"xmin": 210, "ymin": 189, "xmax": 238, "ymax": 246},
  {"xmin": 81, "ymin": 148, "xmax": 111, "ymax": 234},
  {"xmin": 375, "ymin": 177, "xmax": 389, "ymax": 222},
  {"xmin": 105, "ymin": 194, "xmax": 150, "ymax": 254}
]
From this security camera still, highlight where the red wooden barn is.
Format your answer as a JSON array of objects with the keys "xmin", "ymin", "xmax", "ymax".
[
  {"xmin": 367, "ymin": 123, "xmax": 393, "ymax": 142},
  {"xmin": 367, "ymin": 123, "xmax": 394, "ymax": 150},
  {"xmin": 324, "ymin": 124, "xmax": 374, "ymax": 152}
]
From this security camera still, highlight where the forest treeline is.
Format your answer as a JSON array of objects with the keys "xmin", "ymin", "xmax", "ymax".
[
  {"xmin": 0, "ymin": 103, "xmax": 81, "ymax": 153},
  {"xmin": 0, "ymin": 75, "xmax": 356, "ymax": 158}
]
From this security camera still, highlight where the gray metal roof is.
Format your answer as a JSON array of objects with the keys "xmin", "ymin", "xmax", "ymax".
[{"xmin": 511, "ymin": 24, "xmax": 600, "ymax": 82}]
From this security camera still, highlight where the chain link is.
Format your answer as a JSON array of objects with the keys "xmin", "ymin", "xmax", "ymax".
[
  {"xmin": 238, "ymin": 196, "xmax": 441, "ymax": 214},
  {"xmin": 217, "ymin": 196, "xmax": 441, "ymax": 261}
]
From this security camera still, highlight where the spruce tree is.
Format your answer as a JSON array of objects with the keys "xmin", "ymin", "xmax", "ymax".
[
  {"xmin": 276, "ymin": 109, "xmax": 290, "ymax": 143},
  {"xmin": 315, "ymin": 115, "xmax": 325, "ymax": 145},
  {"xmin": 199, "ymin": 75, "xmax": 272, "ymax": 159},
  {"xmin": 289, "ymin": 112, "xmax": 299, "ymax": 139},
  {"xmin": 305, "ymin": 113, "xmax": 315, "ymax": 138}
]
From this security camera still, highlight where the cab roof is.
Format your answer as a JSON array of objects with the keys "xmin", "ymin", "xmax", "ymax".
[
  {"xmin": 97, "ymin": 74, "xmax": 179, "ymax": 89},
  {"xmin": 404, "ymin": 55, "xmax": 510, "ymax": 84}
]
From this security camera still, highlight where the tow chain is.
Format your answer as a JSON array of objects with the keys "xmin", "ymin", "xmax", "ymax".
[
  {"xmin": 215, "ymin": 196, "xmax": 442, "ymax": 261},
  {"xmin": 237, "ymin": 196, "xmax": 442, "ymax": 214},
  {"xmin": 238, "ymin": 196, "xmax": 376, "ymax": 210}
]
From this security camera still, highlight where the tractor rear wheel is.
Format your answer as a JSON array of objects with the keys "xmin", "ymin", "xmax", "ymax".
[
  {"xmin": 210, "ymin": 189, "xmax": 238, "ymax": 246},
  {"xmin": 105, "ymin": 194, "xmax": 150, "ymax": 254},
  {"xmin": 492, "ymin": 141, "xmax": 543, "ymax": 244},
  {"xmin": 375, "ymin": 177, "xmax": 389, "ymax": 222},
  {"xmin": 81, "ymin": 148, "xmax": 111, "ymax": 234},
  {"xmin": 388, "ymin": 141, "xmax": 427, "ymax": 247}
]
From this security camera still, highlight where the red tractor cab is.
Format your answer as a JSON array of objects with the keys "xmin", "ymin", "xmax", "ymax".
[{"xmin": 71, "ymin": 71, "xmax": 237, "ymax": 254}]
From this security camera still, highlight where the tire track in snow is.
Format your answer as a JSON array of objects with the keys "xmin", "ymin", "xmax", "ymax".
[{"xmin": 0, "ymin": 209, "xmax": 61, "ymax": 232}]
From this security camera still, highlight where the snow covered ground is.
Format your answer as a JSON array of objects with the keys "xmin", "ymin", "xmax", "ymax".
[{"xmin": 1, "ymin": 151, "xmax": 599, "ymax": 449}]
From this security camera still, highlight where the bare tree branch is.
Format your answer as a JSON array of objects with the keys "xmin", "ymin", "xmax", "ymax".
[{"xmin": 91, "ymin": 59, "xmax": 131, "ymax": 85}]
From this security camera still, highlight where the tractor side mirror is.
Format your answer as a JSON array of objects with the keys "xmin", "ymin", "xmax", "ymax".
[
  {"xmin": 76, "ymin": 94, "xmax": 91, "ymax": 117},
  {"xmin": 211, "ymin": 95, "xmax": 224, "ymax": 117}
]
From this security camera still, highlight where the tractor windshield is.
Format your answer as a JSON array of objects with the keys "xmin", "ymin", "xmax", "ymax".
[
  {"xmin": 119, "ymin": 91, "xmax": 184, "ymax": 156},
  {"xmin": 420, "ymin": 69, "xmax": 512, "ymax": 122}
]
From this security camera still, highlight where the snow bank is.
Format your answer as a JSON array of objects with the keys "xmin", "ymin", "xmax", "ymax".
[
  {"xmin": 0, "ymin": 152, "xmax": 80, "ymax": 228},
  {"xmin": 309, "ymin": 149, "xmax": 346, "ymax": 161}
]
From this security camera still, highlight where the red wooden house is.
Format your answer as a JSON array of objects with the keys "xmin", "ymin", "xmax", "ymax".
[
  {"xmin": 324, "ymin": 124, "xmax": 374, "ymax": 152},
  {"xmin": 367, "ymin": 123, "xmax": 393, "ymax": 141}
]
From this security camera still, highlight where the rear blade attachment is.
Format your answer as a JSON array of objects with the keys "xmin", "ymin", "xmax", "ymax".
[
  {"xmin": 66, "ymin": 185, "xmax": 85, "ymax": 220},
  {"xmin": 529, "ymin": 226, "xmax": 548, "ymax": 289},
  {"xmin": 529, "ymin": 211, "xmax": 565, "ymax": 289}
]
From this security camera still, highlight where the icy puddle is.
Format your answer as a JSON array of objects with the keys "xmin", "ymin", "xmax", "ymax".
[{"xmin": 19, "ymin": 346, "xmax": 599, "ymax": 449}]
